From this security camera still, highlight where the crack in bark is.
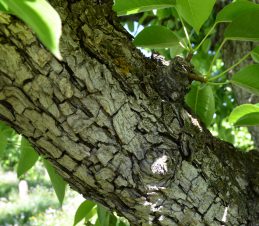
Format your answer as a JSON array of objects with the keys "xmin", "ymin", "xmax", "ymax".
[{"xmin": 0, "ymin": 0, "xmax": 259, "ymax": 225}]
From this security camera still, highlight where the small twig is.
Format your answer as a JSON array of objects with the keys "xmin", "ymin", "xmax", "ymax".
[
  {"xmin": 185, "ymin": 52, "xmax": 193, "ymax": 62},
  {"xmin": 188, "ymin": 73, "xmax": 208, "ymax": 83}
]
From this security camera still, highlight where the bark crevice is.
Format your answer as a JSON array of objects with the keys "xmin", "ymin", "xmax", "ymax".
[{"xmin": 0, "ymin": 1, "xmax": 259, "ymax": 225}]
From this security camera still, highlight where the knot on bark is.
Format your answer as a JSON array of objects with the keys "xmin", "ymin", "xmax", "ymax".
[{"xmin": 153, "ymin": 56, "xmax": 194, "ymax": 103}]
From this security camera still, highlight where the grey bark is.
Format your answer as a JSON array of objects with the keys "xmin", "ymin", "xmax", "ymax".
[{"xmin": 1, "ymin": 1, "xmax": 259, "ymax": 225}]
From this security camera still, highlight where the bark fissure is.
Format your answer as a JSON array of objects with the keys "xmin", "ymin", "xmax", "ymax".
[{"xmin": 0, "ymin": 1, "xmax": 259, "ymax": 225}]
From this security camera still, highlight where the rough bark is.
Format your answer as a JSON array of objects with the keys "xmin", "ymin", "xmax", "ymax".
[{"xmin": 1, "ymin": 1, "xmax": 259, "ymax": 225}]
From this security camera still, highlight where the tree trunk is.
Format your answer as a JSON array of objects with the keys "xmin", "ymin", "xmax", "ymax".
[
  {"xmin": 221, "ymin": 0, "xmax": 259, "ymax": 150},
  {"xmin": 1, "ymin": 1, "xmax": 259, "ymax": 225}
]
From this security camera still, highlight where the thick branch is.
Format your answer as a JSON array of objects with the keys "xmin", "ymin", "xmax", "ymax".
[{"xmin": 0, "ymin": 1, "xmax": 259, "ymax": 225}]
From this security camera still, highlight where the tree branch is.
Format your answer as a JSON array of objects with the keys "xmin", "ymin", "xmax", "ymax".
[{"xmin": 0, "ymin": 0, "xmax": 259, "ymax": 225}]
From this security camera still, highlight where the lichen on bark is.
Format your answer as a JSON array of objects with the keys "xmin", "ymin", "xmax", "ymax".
[{"xmin": 0, "ymin": 1, "xmax": 259, "ymax": 225}]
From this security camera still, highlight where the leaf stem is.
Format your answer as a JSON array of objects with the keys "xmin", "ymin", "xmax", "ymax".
[
  {"xmin": 194, "ymin": 23, "xmax": 216, "ymax": 52},
  {"xmin": 179, "ymin": 40, "xmax": 189, "ymax": 50},
  {"xmin": 208, "ymin": 39, "xmax": 226, "ymax": 75},
  {"xmin": 207, "ymin": 80, "xmax": 229, "ymax": 86},
  {"xmin": 209, "ymin": 51, "xmax": 251, "ymax": 81},
  {"xmin": 188, "ymin": 73, "xmax": 208, "ymax": 83},
  {"xmin": 177, "ymin": 11, "xmax": 193, "ymax": 52}
]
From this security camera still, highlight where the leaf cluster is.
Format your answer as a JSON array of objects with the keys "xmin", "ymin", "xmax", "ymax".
[
  {"xmin": 2, "ymin": 0, "xmax": 259, "ymax": 225},
  {"xmin": 114, "ymin": 0, "xmax": 259, "ymax": 128}
]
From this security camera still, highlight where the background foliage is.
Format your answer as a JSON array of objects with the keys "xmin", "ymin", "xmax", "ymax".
[{"xmin": 0, "ymin": 0, "xmax": 259, "ymax": 225}]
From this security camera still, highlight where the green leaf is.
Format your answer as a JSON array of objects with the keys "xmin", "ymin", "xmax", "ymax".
[
  {"xmin": 176, "ymin": 0, "xmax": 216, "ymax": 33},
  {"xmin": 113, "ymin": 0, "xmax": 175, "ymax": 16},
  {"xmin": 17, "ymin": 137, "xmax": 39, "ymax": 178},
  {"xmin": 251, "ymin": 46, "xmax": 259, "ymax": 63},
  {"xmin": 218, "ymin": 126, "xmax": 234, "ymax": 144},
  {"xmin": 201, "ymin": 39, "xmax": 211, "ymax": 53},
  {"xmin": 133, "ymin": 25, "xmax": 179, "ymax": 48},
  {"xmin": 0, "ymin": 121, "xmax": 14, "ymax": 137},
  {"xmin": 73, "ymin": 200, "xmax": 96, "ymax": 226},
  {"xmin": 118, "ymin": 221, "xmax": 129, "ymax": 226},
  {"xmin": 86, "ymin": 206, "xmax": 98, "ymax": 223},
  {"xmin": 97, "ymin": 204, "xmax": 109, "ymax": 226},
  {"xmin": 0, "ymin": 1, "xmax": 9, "ymax": 12},
  {"xmin": 43, "ymin": 159, "xmax": 66, "ymax": 205},
  {"xmin": 126, "ymin": 21, "xmax": 135, "ymax": 33},
  {"xmin": 0, "ymin": 136, "xmax": 8, "ymax": 156},
  {"xmin": 216, "ymin": 1, "xmax": 259, "ymax": 23},
  {"xmin": 185, "ymin": 83, "xmax": 215, "ymax": 126},
  {"xmin": 108, "ymin": 214, "xmax": 118, "ymax": 226},
  {"xmin": 169, "ymin": 44, "xmax": 184, "ymax": 58},
  {"xmin": 230, "ymin": 64, "xmax": 259, "ymax": 96},
  {"xmin": 0, "ymin": 122, "xmax": 14, "ymax": 156},
  {"xmin": 117, "ymin": 220, "xmax": 130, "ymax": 226},
  {"xmin": 224, "ymin": 10, "xmax": 259, "ymax": 42},
  {"xmin": 95, "ymin": 220, "xmax": 102, "ymax": 226},
  {"xmin": 235, "ymin": 112, "xmax": 259, "ymax": 126},
  {"xmin": 2, "ymin": 0, "xmax": 62, "ymax": 59},
  {"xmin": 229, "ymin": 104, "xmax": 259, "ymax": 124}
]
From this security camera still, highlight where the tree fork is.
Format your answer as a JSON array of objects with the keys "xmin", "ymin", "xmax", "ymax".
[{"xmin": 0, "ymin": 0, "xmax": 259, "ymax": 225}]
